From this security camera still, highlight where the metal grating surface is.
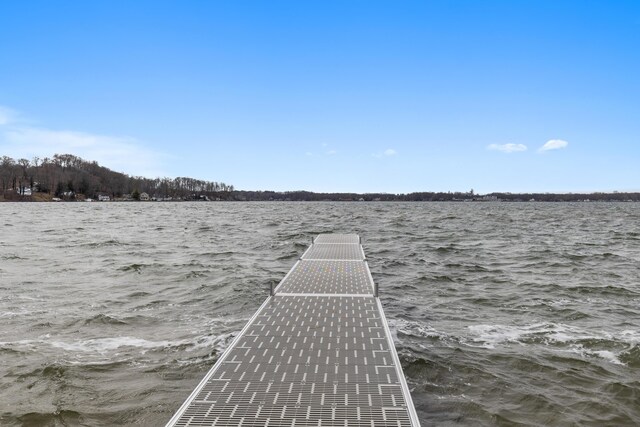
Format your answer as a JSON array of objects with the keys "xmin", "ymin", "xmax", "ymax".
[
  {"xmin": 314, "ymin": 234, "xmax": 360, "ymax": 244},
  {"xmin": 167, "ymin": 234, "xmax": 419, "ymax": 427},
  {"xmin": 276, "ymin": 261, "xmax": 373, "ymax": 294},
  {"xmin": 302, "ymin": 244, "xmax": 364, "ymax": 261},
  {"xmin": 171, "ymin": 296, "xmax": 410, "ymax": 427}
]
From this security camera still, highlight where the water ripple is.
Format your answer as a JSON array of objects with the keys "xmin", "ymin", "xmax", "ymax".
[{"xmin": 0, "ymin": 201, "xmax": 639, "ymax": 425}]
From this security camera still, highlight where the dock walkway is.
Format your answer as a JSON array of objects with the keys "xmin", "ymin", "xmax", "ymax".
[{"xmin": 167, "ymin": 234, "xmax": 420, "ymax": 426}]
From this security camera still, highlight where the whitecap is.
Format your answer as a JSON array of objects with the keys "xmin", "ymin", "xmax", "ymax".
[
  {"xmin": 189, "ymin": 332, "xmax": 236, "ymax": 353},
  {"xmin": 466, "ymin": 323, "xmax": 633, "ymax": 365},
  {"xmin": 589, "ymin": 350, "xmax": 623, "ymax": 365},
  {"xmin": 618, "ymin": 329, "xmax": 640, "ymax": 344},
  {"xmin": 466, "ymin": 323, "xmax": 546, "ymax": 348},
  {"xmin": 387, "ymin": 318, "xmax": 451, "ymax": 342},
  {"xmin": 465, "ymin": 322, "xmax": 596, "ymax": 348}
]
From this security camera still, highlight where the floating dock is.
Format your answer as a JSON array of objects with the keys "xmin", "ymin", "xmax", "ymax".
[{"xmin": 167, "ymin": 234, "xmax": 420, "ymax": 427}]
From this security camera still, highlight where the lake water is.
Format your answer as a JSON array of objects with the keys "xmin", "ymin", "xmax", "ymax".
[{"xmin": 1, "ymin": 202, "xmax": 639, "ymax": 426}]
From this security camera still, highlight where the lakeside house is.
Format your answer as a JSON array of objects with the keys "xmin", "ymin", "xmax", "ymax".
[
  {"xmin": 139, "ymin": 192, "xmax": 150, "ymax": 201},
  {"xmin": 98, "ymin": 194, "xmax": 110, "ymax": 201}
]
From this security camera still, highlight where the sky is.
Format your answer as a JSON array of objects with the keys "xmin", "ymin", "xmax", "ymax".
[{"xmin": 0, "ymin": 1, "xmax": 638, "ymax": 193}]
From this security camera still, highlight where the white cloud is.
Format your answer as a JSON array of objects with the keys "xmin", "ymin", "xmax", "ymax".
[
  {"xmin": 372, "ymin": 148, "xmax": 398, "ymax": 158},
  {"xmin": 539, "ymin": 139, "xmax": 569, "ymax": 152},
  {"xmin": 0, "ymin": 105, "xmax": 168, "ymax": 177},
  {"xmin": 487, "ymin": 143, "xmax": 528, "ymax": 153},
  {"xmin": 2, "ymin": 126, "xmax": 167, "ymax": 177},
  {"xmin": 326, "ymin": 150, "xmax": 337, "ymax": 155}
]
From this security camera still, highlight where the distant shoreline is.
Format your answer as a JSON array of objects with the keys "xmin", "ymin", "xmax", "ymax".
[
  {"xmin": 2, "ymin": 190, "xmax": 639, "ymax": 203},
  {"xmin": 1, "ymin": 154, "xmax": 638, "ymax": 203}
]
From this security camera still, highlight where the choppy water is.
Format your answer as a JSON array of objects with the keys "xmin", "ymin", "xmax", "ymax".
[{"xmin": 1, "ymin": 202, "xmax": 639, "ymax": 426}]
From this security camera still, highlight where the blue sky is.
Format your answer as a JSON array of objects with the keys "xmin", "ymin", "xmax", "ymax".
[{"xmin": 1, "ymin": 1, "xmax": 638, "ymax": 193}]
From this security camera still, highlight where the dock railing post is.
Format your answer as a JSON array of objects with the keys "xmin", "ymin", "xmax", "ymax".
[
  {"xmin": 374, "ymin": 281, "xmax": 378, "ymax": 297},
  {"xmin": 270, "ymin": 281, "xmax": 274, "ymax": 296}
]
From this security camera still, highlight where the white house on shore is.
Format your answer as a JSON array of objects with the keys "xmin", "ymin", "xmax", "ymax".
[{"xmin": 139, "ymin": 192, "xmax": 150, "ymax": 201}]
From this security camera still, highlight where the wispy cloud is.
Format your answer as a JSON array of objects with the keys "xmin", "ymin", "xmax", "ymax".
[
  {"xmin": 372, "ymin": 148, "xmax": 398, "ymax": 158},
  {"xmin": 539, "ymin": 139, "xmax": 569, "ymax": 152},
  {"xmin": 317, "ymin": 143, "xmax": 336, "ymax": 156},
  {"xmin": 487, "ymin": 143, "xmax": 527, "ymax": 153},
  {"xmin": 0, "ymin": 106, "xmax": 168, "ymax": 177},
  {"xmin": 0, "ymin": 106, "xmax": 16, "ymax": 126}
]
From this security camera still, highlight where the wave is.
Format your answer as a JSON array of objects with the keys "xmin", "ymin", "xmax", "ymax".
[
  {"xmin": 127, "ymin": 291, "xmax": 151, "ymax": 298},
  {"xmin": 81, "ymin": 239, "xmax": 126, "ymax": 248},
  {"xmin": 619, "ymin": 345, "xmax": 640, "ymax": 368},
  {"xmin": 388, "ymin": 319, "xmax": 453, "ymax": 343},
  {"xmin": 3, "ymin": 202, "xmax": 640, "ymax": 426},
  {"xmin": 1, "ymin": 254, "xmax": 26, "ymax": 260},
  {"xmin": 466, "ymin": 323, "xmax": 640, "ymax": 365},
  {"xmin": 0, "ymin": 339, "xmax": 38, "ymax": 353},
  {"xmin": 184, "ymin": 270, "xmax": 209, "ymax": 279},
  {"xmin": 82, "ymin": 314, "xmax": 128, "ymax": 326},
  {"xmin": 188, "ymin": 332, "xmax": 236, "ymax": 353},
  {"xmin": 49, "ymin": 337, "xmax": 173, "ymax": 353},
  {"xmin": 14, "ymin": 410, "xmax": 84, "ymax": 426},
  {"xmin": 118, "ymin": 263, "xmax": 145, "ymax": 273}
]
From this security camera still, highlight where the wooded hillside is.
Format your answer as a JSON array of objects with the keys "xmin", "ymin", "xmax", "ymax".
[{"xmin": 0, "ymin": 154, "xmax": 233, "ymax": 200}]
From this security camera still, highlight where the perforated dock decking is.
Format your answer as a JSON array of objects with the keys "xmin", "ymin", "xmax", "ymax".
[{"xmin": 167, "ymin": 234, "xmax": 420, "ymax": 427}]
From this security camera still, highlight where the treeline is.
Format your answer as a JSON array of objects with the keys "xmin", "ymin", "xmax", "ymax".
[
  {"xmin": 2, "ymin": 154, "xmax": 638, "ymax": 202},
  {"xmin": 230, "ymin": 190, "xmax": 473, "ymax": 201},
  {"xmin": 230, "ymin": 190, "xmax": 640, "ymax": 202},
  {"xmin": 488, "ymin": 192, "xmax": 640, "ymax": 202},
  {"xmin": 0, "ymin": 154, "xmax": 234, "ymax": 200}
]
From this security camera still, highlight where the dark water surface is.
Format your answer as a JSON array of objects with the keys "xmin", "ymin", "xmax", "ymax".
[{"xmin": 1, "ymin": 202, "xmax": 639, "ymax": 426}]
